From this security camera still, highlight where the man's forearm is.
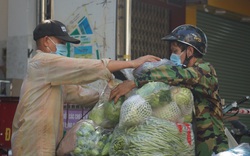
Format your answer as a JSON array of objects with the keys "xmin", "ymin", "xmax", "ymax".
[{"xmin": 107, "ymin": 60, "xmax": 134, "ymax": 73}]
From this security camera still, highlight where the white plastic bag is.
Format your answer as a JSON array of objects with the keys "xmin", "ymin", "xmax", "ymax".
[
  {"xmin": 133, "ymin": 58, "xmax": 175, "ymax": 78},
  {"xmin": 212, "ymin": 143, "xmax": 250, "ymax": 156},
  {"xmin": 225, "ymin": 127, "xmax": 238, "ymax": 148}
]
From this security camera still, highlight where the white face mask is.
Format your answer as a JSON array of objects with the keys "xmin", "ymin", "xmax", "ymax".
[{"xmin": 48, "ymin": 37, "xmax": 68, "ymax": 57}]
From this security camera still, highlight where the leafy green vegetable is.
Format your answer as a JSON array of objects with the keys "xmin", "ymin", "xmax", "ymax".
[
  {"xmin": 80, "ymin": 121, "xmax": 95, "ymax": 133},
  {"xmin": 152, "ymin": 101, "xmax": 183, "ymax": 122},
  {"xmin": 171, "ymin": 87, "xmax": 193, "ymax": 108},
  {"xmin": 104, "ymin": 96, "xmax": 125, "ymax": 124},
  {"xmin": 184, "ymin": 114, "xmax": 192, "ymax": 123},
  {"xmin": 70, "ymin": 120, "xmax": 113, "ymax": 156},
  {"xmin": 136, "ymin": 82, "xmax": 171, "ymax": 108},
  {"xmin": 101, "ymin": 142, "xmax": 110, "ymax": 156},
  {"xmin": 73, "ymin": 147, "xmax": 82, "ymax": 155},
  {"xmin": 90, "ymin": 149, "xmax": 99, "ymax": 155},
  {"xmin": 149, "ymin": 86, "xmax": 194, "ymax": 123},
  {"xmin": 109, "ymin": 117, "xmax": 195, "ymax": 156},
  {"xmin": 119, "ymin": 95, "xmax": 152, "ymax": 127},
  {"xmin": 170, "ymin": 86, "xmax": 194, "ymax": 122},
  {"xmin": 88, "ymin": 105, "xmax": 105, "ymax": 125}
]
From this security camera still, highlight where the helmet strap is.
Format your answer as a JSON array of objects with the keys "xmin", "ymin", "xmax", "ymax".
[{"xmin": 182, "ymin": 54, "xmax": 194, "ymax": 68}]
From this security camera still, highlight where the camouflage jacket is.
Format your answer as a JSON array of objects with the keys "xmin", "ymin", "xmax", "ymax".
[{"xmin": 134, "ymin": 58, "xmax": 228, "ymax": 155}]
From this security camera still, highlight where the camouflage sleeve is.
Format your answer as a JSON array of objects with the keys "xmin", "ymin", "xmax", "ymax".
[{"xmin": 134, "ymin": 63, "xmax": 207, "ymax": 87}]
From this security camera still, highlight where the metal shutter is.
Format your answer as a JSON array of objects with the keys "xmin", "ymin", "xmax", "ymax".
[
  {"xmin": 131, "ymin": 0, "xmax": 170, "ymax": 59},
  {"xmin": 116, "ymin": 0, "xmax": 170, "ymax": 60},
  {"xmin": 197, "ymin": 11, "xmax": 250, "ymax": 143}
]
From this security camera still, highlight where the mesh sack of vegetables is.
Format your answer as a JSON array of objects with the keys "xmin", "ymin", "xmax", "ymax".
[
  {"xmin": 57, "ymin": 119, "xmax": 112, "ymax": 156},
  {"xmin": 133, "ymin": 59, "xmax": 175, "ymax": 79},
  {"xmin": 170, "ymin": 86, "xmax": 194, "ymax": 123},
  {"xmin": 135, "ymin": 82, "xmax": 172, "ymax": 108},
  {"xmin": 151, "ymin": 86, "xmax": 194, "ymax": 123},
  {"xmin": 109, "ymin": 116, "xmax": 195, "ymax": 156},
  {"xmin": 119, "ymin": 94, "xmax": 152, "ymax": 128},
  {"xmin": 152, "ymin": 101, "xmax": 184, "ymax": 123}
]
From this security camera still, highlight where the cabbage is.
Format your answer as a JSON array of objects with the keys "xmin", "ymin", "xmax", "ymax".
[
  {"xmin": 104, "ymin": 96, "xmax": 125, "ymax": 124},
  {"xmin": 183, "ymin": 114, "xmax": 193, "ymax": 123},
  {"xmin": 88, "ymin": 79, "xmax": 125, "ymax": 128},
  {"xmin": 89, "ymin": 97, "xmax": 125, "ymax": 129},
  {"xmin": 119, "ymin": 95, "xmax": 152, "ymax": 127},
  {"xmin": 171, "ymin": 87, "xmax": 193, "ymax": 106},
  {"xmin": 88, "ymin": 105, "xmax": 105, "ymax": 125},
  {"xmin": 136, "ymin": 82, "xmax": 171, "ymax": 108},
  {"xmin": 152, "ymin": 101, "xmax": 183, "ymax": 122},
  {"xmin": 170, "ymin": 87, "xmax": 194, "ymax": 117},
  {"xmin": 142, "ymin": 86, "xmax": 194, "ymax": 123}
]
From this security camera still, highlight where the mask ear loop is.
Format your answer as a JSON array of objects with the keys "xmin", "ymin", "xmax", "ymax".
[
  {"xmin": 46, "ymin": 46, "xmax": 53, "ymax": 53},
  {"xmin": 46, "ymin": 37, "xmax": 57, "ymax": 53},
  {"xmin": 47, "ymin": 37, "xmax": 56, "ymax": 45}
]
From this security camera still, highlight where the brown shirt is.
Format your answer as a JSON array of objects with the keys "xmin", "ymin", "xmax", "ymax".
[{"xmin": 11, "ymin": 51, "xmax": 112, "ymax": 156}]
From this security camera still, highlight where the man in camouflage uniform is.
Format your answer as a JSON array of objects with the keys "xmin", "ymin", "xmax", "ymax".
[{"xmin": 110, "ymin": 24, "xmax": 228, "ymax": 156}]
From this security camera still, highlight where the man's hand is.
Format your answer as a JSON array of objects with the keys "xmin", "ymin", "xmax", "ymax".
[
  {"xmin": 130, "ymin": 55, "xmax": 161, "ymax": 68},
  {"xmin": 109, "ymin": 80, "xmax": 136, "ymax": 103}
]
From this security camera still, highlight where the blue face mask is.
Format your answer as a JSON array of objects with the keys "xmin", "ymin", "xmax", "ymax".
[
  {"xmin": 170, "ymin": 53, "xmax": 182, "ymax": 66},
  {"xmin": 55, "ymin": 44, "xmax": 68, "ymax": 56},
  {"xmin": 48, "ymin": 37, "xmax": 68, "ymax": 57}
]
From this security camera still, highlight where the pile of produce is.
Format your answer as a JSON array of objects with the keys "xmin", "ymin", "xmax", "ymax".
[
  {"xmin": 135, "ymin": 82, "xmax": 194, "ymax": 123},
  {"xmin": 58, "ymin": 72, "xmax": 195, "ymax": 156},
  {"xmin": 107, "ymin": 83, "xmax": 195, "ymax": 156},
  {"xmin": 110, "ymin": 116, "xmax": 195, "ymax": 156}
]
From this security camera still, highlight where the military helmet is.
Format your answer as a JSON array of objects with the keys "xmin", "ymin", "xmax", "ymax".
[{"xmin": 162, "ymin": 24, "xmax": 207, "ymax": 55}]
